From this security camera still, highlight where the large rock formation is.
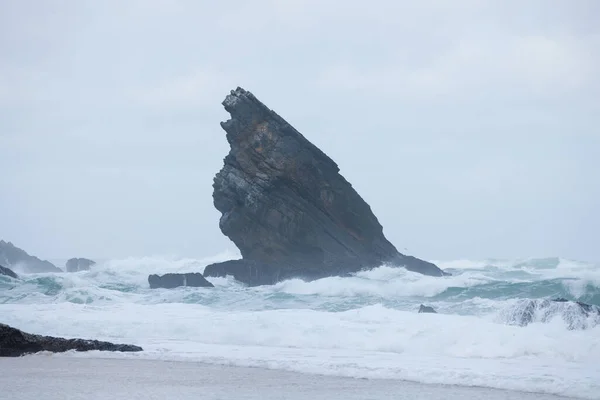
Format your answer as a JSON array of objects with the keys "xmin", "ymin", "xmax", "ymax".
[
  {"xmin": 0, "ymin": 240, "xmax": 61, "ymax": 273},
  {"xmin": 65, "ymin": 258, "xmax": 96, "ymax": 272},
  {"xmin": 148, "ymin": 273, "xmax": 214, "ymax": 289},
  {"xmin": 202, "ymin": 87, "xmax": 446, "ymax": 286},
  {"xmin": 500, "ymin": 298, "xmax": 600, "ymax": 330},
  {"xmin": 0, "ymin": 323, "xmax": 143, "ymax": 357},
  {"xmin": 0, "ymin": 265, "xmax": 18, "ymax": 279}
]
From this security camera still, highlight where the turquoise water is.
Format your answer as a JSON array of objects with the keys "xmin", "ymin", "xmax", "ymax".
[
  {"xmin": 1, "ymin": 255, "xmax": 599, "ymax": 399},
  {"xmin": 2, "ymin": 256, "xmax": 598, "ymax": 311}
]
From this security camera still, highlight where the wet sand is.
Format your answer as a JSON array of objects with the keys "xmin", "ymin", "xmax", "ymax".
[{"xmin": 0, "ymin": 355, "xmax": 578, "ymax": 400}]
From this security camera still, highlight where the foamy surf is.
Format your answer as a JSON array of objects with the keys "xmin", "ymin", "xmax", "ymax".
[{"xmin": 1, "ymin": 255, "xmax": 599, "ymax": 399}]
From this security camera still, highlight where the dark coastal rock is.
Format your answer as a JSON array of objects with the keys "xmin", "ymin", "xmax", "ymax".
[
  {"xmin": 501, "ymin": 298, "xmax": 600, "ymax": 330},
  {"xmin": 148, "ymin": 273, "xmax": 214, "ymax": 289},
  {"xmin": 203, "ymin": 87, "xmax": 447, "ymax": 286},
  {"xmin": 0, "ymin": 323, "xmax": 143, "ymax": 357},
  {"xmin": 418, "ymin": 304, "xmax": 437, "ymax": 314},
  {"xmin": 65, "ymin": 258, "xmax": 96, "ymax": 272},
  {"xmin": 0, "ymin": 240, "xmax": 61, "ymax": 273},
  {"xmin": 0, "ymin": 265, "xmax": 18, "ymax": 279},
  {"xmin": 203, "ymin": 260, "xmax": 279, "ymax": 286},
  {"xmin": 551, "ymin": 297, "xmax": 599, "ymax": 313},
  {"xmin": 204, "ymin": 259, "xmax": 354, "ymax": 286}
]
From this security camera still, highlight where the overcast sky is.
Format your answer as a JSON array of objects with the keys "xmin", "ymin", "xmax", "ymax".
[{"xmin": 1, "ymin": 0, "xmax": 598, "ymax": 263}]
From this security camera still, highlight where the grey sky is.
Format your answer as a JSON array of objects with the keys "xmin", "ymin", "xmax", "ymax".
[{"xmin": 1, "ymin": 0, "xmax": 598, "ymax": 263}]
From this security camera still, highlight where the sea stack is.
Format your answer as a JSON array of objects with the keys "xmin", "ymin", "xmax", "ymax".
[
  {"xmin": 203, "ymin": 87, "xmax": 446, "ymax": 286},
  {"xmin": 65, "ymin": 258, "xmax": 96, "ymax": 272}
]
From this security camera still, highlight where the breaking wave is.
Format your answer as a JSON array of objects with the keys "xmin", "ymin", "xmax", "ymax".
[{"xmin": 1, "ymin": 255, "xmax": 599, "ymax": 398}]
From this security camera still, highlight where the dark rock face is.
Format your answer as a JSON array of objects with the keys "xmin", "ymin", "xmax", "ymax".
[
  {"xmin": 203, "ymin": 259, "xmax": 354, "ymax": 287},
  {"xmin": 148, "ymin": 273, "xmax": 214, "ymax": 289},
  {"xmin": 501, "ymin": 298, "xmax": 600, "ymax": 330},
  {"xmin": 0, "ymin": 323, "xmax": 143, "ymax": 357},
  {"xmin": 0, "ymin": 265, "xmax": 18, "ymax": 279},
  {"xmin": 65, "ymin": 258, "xmax": 96, "ymax": 272},
  {"xmin": 204, "ymin": 87, "xmax": 446, "ymax": 286},
  {"xmin": 418, "ymin": 304, "xmax": 437, "ymax": 314},
  {"xmin": 0, "ymin": 240, "xmax": 61, "ymax": 273}
]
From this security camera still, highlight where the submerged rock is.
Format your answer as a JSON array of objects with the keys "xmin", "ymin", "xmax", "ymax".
[
  {"xmin": 418, "ymin": 304, "xmax": 437, "ymax": 314},
  {"xmin": 203, "ymin": 87, "xmax": 446, "ymax": 286},
  {"xmin": 0, "ymin": 240, "xmax": 61, "ymax": 273},
  {"xmin": 0, "ymin": 265, "xmax": 18, "ymax": 279},
  {"xmin": 0, "ymin": 323, "xmax": 143, "ymax": 357},
  {"xmin": 148, "ymin": 273, "xmax": 214, "ymax": 289},
  {"xmin": 65, "ymin": 258, "xmax": 96, "ymax": 272},
  {"xmin": 500, "ymin": 298, "xmax": 600, "ymax": 330}
]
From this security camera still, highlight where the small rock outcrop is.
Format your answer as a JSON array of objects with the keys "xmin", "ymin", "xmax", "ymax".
[
  {"xmin": 0, "ymin": 265, "xmax": 18, "ymax": 279},
  {"xmin": 65, "ymin": 258, "xmax": 96, "ymax": 272},
  {"xmin": 0, "ymin": 323, "xmax": 143, "ymax": 357},
  {"xmin": 0, "ymin": 240, "xmax": 61, "ymax": 273},
  {"xmin": 148, "ymin": 273, "xmax": 214, "ymax": 289},
  {"xmin": 203, "ymin": 87, "xmax": 446, "ymax": 286},
  {"xmin": 203, "ymin": 259, "xmax": 335, "ymax": 287},
  {"xmin": 500, "ymin": 298, "xmax": 600, "ymax": 330},
  {"xmin": 418, "ymin": 304, "xmax": 437, "ymax": 314}
]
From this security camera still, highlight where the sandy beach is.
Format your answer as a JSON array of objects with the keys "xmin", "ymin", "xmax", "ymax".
[{"xmin": 0, "ymin": 355, "xmax": 579, "ymax": 400}]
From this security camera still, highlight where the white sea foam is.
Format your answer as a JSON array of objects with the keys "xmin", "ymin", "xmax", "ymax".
[
  {"xmin": 1, "ymin": 302, "xmax": 599, "ymax": 398},
  {"xmin": 274, "ymin": 265, "xmax": 492, "ymax": 298},
  {"xmin": 430, "ymin": 258, "xmax": 493, "ymax": 270},
  {"xmin": 1, "ymin": 255, "xmax": 600, "ymax": 398},
  {"xmin": 496, "ymin": 298, "xmax": 600, "ymax": 330}
]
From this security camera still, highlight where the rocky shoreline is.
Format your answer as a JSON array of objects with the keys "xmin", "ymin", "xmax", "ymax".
[{"xmin": 0, "ymin": 323, "xmax": 143, "ymax": 357}]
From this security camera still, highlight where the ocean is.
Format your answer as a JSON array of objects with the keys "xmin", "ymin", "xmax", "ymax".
[{"xmin": 1, "ymin": 253, "xmax": 599, "ymax": 399}]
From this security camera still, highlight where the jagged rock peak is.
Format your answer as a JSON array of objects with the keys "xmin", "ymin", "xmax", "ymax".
[
  {"xmin": 219, "ymin": 87, "xmax": 336, "ymax": 170},
  {"xmin": 204, "ymin": 87, "xmax": 446, "ymax": 286}
]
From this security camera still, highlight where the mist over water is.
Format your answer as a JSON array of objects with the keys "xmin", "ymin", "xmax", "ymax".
[{"xmin": 1, "ymin": 255, "xmax": 599, "ymax": 399}]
